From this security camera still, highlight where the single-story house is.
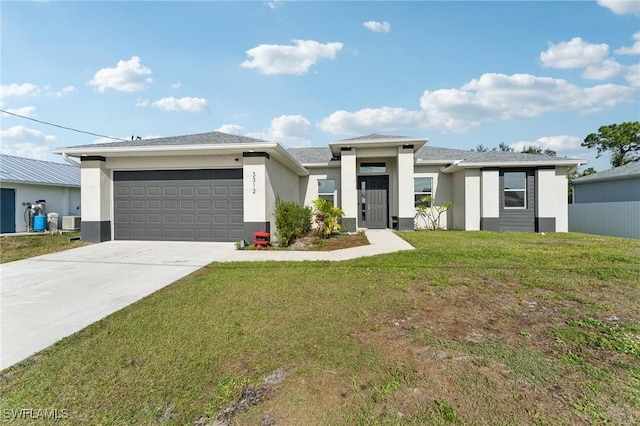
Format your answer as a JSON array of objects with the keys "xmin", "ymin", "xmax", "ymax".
[
  {"xmin": 0, "ymin": 154, "xmax": 81, "ymax": 233},
  {"xmin": 569, "ymin": 161, "xmax": 640, "ymax": 239},
  {"xmin": 52, "ymin": 132, "xmax": 585, "ymax": 243},
  {"xmin": 572, "ymin": 161, "xmax": 640, "ymax": 203}
]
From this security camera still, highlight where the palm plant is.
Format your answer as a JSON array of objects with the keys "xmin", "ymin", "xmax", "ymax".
[{"xmin": 312, "ymin": 198, "xmax": 345, "ymax": 238}]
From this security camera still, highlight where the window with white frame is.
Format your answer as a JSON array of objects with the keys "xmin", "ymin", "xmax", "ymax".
[
  {"xmin": 504, "ymin": 172, "xmax": 527, "ymax": 208},
  {"xmin": 414, "ymin": 177, "xmax": 433, "ymax": 206},
  {"xmin": 318, "ymin": 179, "xmax": 335, "ymax": 204}
]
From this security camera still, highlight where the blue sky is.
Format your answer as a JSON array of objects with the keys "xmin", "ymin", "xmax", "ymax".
[{"xmin": 1, "ymin": 0, "xmax": 638, "ymax": 171}]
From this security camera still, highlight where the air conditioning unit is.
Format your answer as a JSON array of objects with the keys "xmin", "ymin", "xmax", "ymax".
[{"xmin": 62, "ymin": 216, "xmax": 81, "ymax": 230}]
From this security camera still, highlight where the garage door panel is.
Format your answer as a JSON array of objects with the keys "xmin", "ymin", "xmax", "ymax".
[
  {"xmin": 114, "ymin": 169, "xmax": 243, "ymax": 242},
  {"xmin": 180, "ymin": 187, "xmax": 195, "ymax": 197},
  {"xmin": 197, "ymin": 186, "xmax": 211, "ymax": 196}
]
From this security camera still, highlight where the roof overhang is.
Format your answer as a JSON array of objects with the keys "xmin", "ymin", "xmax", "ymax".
[
  {"xmin": 52, "ymin": 143, "xmax": 310, "ymax": 176},
  {"xmin": 328, "ymin": 137, "xmax": 428, "ymax": 157},
  {"xmin": 440, "ymin": 159, "xmax": 588, "ymax": 174}
]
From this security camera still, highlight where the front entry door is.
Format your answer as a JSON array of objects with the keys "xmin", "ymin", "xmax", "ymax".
[
  {"xmin": 366, "ymin": 190, "xmax": 387, "ymax": 228},
  {"xmin": 358, "ymin": 175, "xmax": 389, "ymax": 229}
]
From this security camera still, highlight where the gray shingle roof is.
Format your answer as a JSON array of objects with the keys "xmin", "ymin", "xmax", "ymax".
[
  {"xmin": 58, "ymin": 131, "xmax": 271, "ymax": 150},
  {"xmin": 572, "ymin": 161, "xmax": 640, "ymax": 183},
  {"xmin": 463, "ymin": 150, "xmax": 573, "ymax": 163},
  {"xmin": 336, "ymin": 133, "xmax": 416, "ymax": 142},
  {"xmin": 0, "ymin": 154, "xmax": 80, "ymax": 186},
  {"xmin": 287, "ymin": 148, "xmax": 336, "ymax": 164},
  {"xmin": 415, "ymin": 146, "xmax": 474, "ymax": 162}
]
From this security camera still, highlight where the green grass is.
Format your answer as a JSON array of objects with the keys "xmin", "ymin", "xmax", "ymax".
[
  {"xmin": 0, "ymin": 232, "xmax": 83, "ymax": 263},
  {"xmin": 1, "ymin": 231, "xmax": 639, "ymax": 425}
]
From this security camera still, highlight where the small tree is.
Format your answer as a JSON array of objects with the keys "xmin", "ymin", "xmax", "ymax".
[
  {"xmin": 415, "ymin": 196, "xmax": 453, "ymax": 230},
  {"xmin": 582, "ymin": 121, "xmax": 640, "ymax": 167},
  {"xmin": 312, "ymin": 198, "xmax": 345, "ymax": 238}
]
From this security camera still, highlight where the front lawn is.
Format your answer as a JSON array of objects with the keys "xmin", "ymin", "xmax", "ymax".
[
  {"xmin": 0, "ymin": 232, "xmax": 83, "ymax": 264},
  {"xmin": 1, "ymin": 231, "xmax": 639, "ymax": 424}
]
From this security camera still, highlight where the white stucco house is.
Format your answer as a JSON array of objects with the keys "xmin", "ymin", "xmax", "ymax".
[
  {"xmin": 0, "ymin": 154, "xmax": 81, "ymax": 233},
  {"xmin": 52, "ymin": 132, "xmax": 585, "ymax": 243}
]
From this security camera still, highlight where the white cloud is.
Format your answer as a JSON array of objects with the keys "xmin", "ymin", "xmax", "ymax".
[
  {"xmin": 319, "ymin": 73, "xmax": 636, "ymax": 135},
  {"xmin": 241, "ymin": 39, "xmax": 344, "ymax": 75},
  {"xmin": 264, "ymin": 114, "xmax": 310, "ymax": 146},
  {"xmin": 419, "ymin": 73, "xmax": 636, "ymax": 131},
  {"xmin": 171, "ymin": 81, "xmax": 182, "ymax": 90},
  {"xmin": 582, "ymin": 59, "xmax": 624, "ymax": 80},
  {"xmin": 0, "ymin": 125, "xmax": 56, "ymax": 142},
  {"xmin": 137, "ymin": 97, "xmax": 208, "ymax": 112},
  {"xmin": 363, "ymin": 21, "xmax": 391, "ymax": 33},
  {"xmin": 216, "ymin": 124, "xmax": 246, "ymax": 135},
  {"xmin": 509, "ymin": 135, "xmax": 583, "ymax": 153},
  {"xmin": 51, "ymin": 85, "xmax": 77, "ymax": 97},
  {"xmin": 540, "ymin": 37, "xmax": 609, "ymax": 68},
  {"xmin": 217, "ymin": 115, "xmax": 311, "ymax": 146},
  {"xmin": 0, "ymin": 141, "xmax": 52, "ymax": 161},
  {"xmin": 0, "ymin": 83, "xmax": 40, "ymax": 99},
  {"xmin": 597, "ymin": 0, "xmax": 640, "ymax": 15},
  {"xmin": 267, "ymin": 0, "xmax": 284, "ymax": 9},
  {"xmin": 88, "ymin": 56, "xmax": 153, "ymax": 93},
  {"xmin": 3, "ymin": 106, "xmax": 36, "ymax": 117},
  {"xmin": 624, "ymin": 63, "xmax": 640, "ymax": 87},
  {"xmin": 615, "ymin": 31, "xmax": 640, "ymax": 55},
  {"xmin": 318, "ymin": 107, "xmax": 426, "ymax": 135},
  {"xmin": 149, "ymin": 97, "xmax": 208, "ymax": 112}
]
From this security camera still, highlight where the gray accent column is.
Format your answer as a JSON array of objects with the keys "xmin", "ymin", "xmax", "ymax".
[
  {"xmin": 244, "ymin": 222, "xmax": 271, "ymax": 242},
  {"xmin": 480, "ymin": 217, "xmax": 500, "ymax": 231},
  {"xmin": 535, "ymin": 217, "xmax": 556, "ymax": 233},
  {"xmin": 397, "ymin": 217, "xmax": 414, "ymax": 231},
  {"xmin": 82, "ymin": 221, "xmax": 111, "ymax": 243},
  {"xmin": 341, "ymin": 217, "xmax": 357, "ymax": 233}
]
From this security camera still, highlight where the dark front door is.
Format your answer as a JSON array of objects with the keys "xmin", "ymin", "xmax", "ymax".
[
  {"xmin": 1, "ymin": 188, "xmax": 16, "ymax": 233},
  {"xmin": 366, "ymin": 190, "xmax": 387, "ymax": 228},
  {"xmin": 358, "ymin": 176, "xmax": 389, "ymax": 229}
]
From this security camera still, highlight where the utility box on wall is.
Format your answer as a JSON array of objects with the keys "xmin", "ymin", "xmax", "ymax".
[{"xmin": 62, "ymin": 216, "xmax": 81, "ymax": 231}]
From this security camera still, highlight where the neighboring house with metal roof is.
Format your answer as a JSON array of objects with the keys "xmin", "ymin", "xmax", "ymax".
[
  {"xmin": 0, "ymin": 154, "xmax": 81, "ymax": 233},
  {"xmin": 569, "ymin": 161, "xmax": 640, "ymax": 239},
  {"xmin": 572, "ymin": 161, "xmax": 640, "ymax": 203},
  {"xmin": 53, "ymin": 132, "xmax": 585, "ymax": 243}
]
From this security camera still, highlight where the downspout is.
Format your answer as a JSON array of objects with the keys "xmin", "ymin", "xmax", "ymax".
[{"xmin": 61, "ymin": 153, "xmax": 81, "ymax": 167}]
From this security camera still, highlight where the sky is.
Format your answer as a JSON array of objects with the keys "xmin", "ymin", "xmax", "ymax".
[{"xmin": 1, "ymin": 0, "xmax": 639, "ymax": 172}]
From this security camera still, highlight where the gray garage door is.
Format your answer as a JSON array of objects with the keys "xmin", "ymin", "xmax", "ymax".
[{"xmin": 113, "ymin": 169, "xmax": 243, "ymax": 241}]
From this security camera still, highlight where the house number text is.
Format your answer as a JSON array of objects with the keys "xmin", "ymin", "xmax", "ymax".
[{"xmin": 252, "ymin": 171, "xmax": 256, "ymax": 194}]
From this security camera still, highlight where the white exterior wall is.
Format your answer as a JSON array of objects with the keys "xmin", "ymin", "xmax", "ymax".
[
  {"xmin": 242, "ymin": 156, "xmax": 267, "ymax": 225},
  {"xmin": 451, "ymin": 171, "xmax": 466, "ymax": 230},
  {"xmin": 340, "ymin": 150, "xmax": 357, "ymax": 218},
  {"xmin": 464, "ymin": 169, "xmax": 481, "ymax": 230},
  {"xmin": 481, "ymin": 169, "xmax": 500, "ymax": 219},
  {"xmin": 265, "ymin": 156, "xmax": 301, "ymax": 233},
  {"xmin": 1, "ymin": 183, "xmax": 80, "ymax": 232},
  {"xmin": 81, "ymin": 160, "xmax": 111, "ymax": 224},
  {"xmin": 413, "ymin": 165, "xmax": 452, "ymax": 230},
  {"xmin": 397, "ymin": 148, "xmax": 415, "ymax": 221},
  {"xmin": 106, "ymin": 154, "xmax": 238, "ymax": 170},
  {"xmin": 302, "ymin": 167, "xmax": 341, "ymax": 207},
  {"xmin": 537, "ymin": 167, "xmax": 569, "ymax": 232}
]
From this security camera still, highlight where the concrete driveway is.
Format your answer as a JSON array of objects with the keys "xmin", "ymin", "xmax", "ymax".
[{"xmin": 0, "ymin": 241, "xmax": 234, "ymax": 370}]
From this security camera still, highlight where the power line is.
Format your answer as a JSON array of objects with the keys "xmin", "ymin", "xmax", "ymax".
[{"xmin": 1, "ymin": 109, "xmax": 130, "ymax": 143}]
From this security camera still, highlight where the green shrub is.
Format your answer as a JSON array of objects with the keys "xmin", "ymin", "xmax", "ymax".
[{"xmin": 274, "ymin": 197, "xmax": 313, "ymax": 246}]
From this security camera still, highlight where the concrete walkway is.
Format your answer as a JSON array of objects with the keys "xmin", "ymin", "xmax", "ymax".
[{"xmin": 0, "ymin": 229, "xmax": 413, "ymax": 370}]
